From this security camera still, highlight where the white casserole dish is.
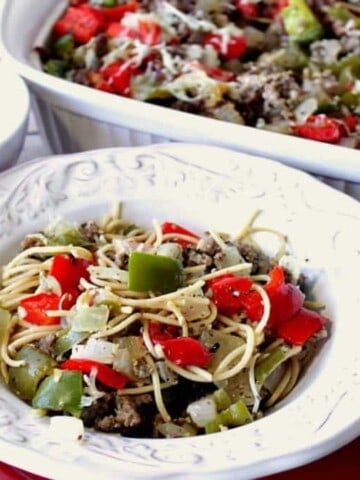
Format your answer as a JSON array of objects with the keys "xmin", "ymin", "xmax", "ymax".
[
  {"xmin": 0, "ymin": 0, "xmax": 359, "ymax": 191},
  {"xmin": 0, "ymin": 62, "xmax": 29, "ymax": 171}
]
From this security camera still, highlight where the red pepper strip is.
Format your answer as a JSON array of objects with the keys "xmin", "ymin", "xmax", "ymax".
[
  {"xmin": 50, "ymin": 254, "xmax": 93, "ymax": 292},
  {"xmin": 149, "ymin": 321, "xmax": 178, "ymax": 344},
  {"xmin": 336, "ymin": 116, "xmax": 360, "ymax": 137},
  {"xmin": 19, "ymin": 292, "xmax": 61, "ymax": 326},
  {"xmin": 292, "ymin": 115, "xmax": 342, "ymax": 144},
  {"xmin": 52, "ymin": 5, "xmax": 104, "ymax": 44},
  {"xmin": 60, "ymin": 358, "xmax": 129, "ymax": 390},
  {"xmin": 161, "ymin": 337, "xmax": 211, "ymax": 367},
  {"xmin": 207, "ymin": 275, "xmax": 253, "ymax": 316},
  {"xmin": 264, "ymin": 0, "xmax": 289, "ymax": 18},
  {"xmin": 236, "ymin": 0, "xmax": 259, "ymax": 18},
  {"xmin": 197, "ymin": 63, "xmax": 235, "ymax": 81},
  {"xmin": 161, "ymin": 222, "xmax": 200, "ymax": 247},
  {"xmin": 99, "ymin": 60, "xmax": 139, "ymax": 96},
  {"xmin": 275, "ymin": 307, "xmax": 328, "ymax": 346},
  {"xmin": 70, "ymin": 0, "xmax": 87, "ymax": 5},
  {"xmin": 203, "ymin": 33, "xmax": 247, "ymax": 59},
  {"xmin": 242, "ymin": 266, "xmax": 304, "ymax": 328},
  {"xmin": 207, "ymin": 267, "xmax": 304, "ymax": 329},
  {"xmin": 96, "ymin": 2, "xmax": 140, "ymax": 22},
  {"xmin": 49, "ymin": 254, "xmax": 94, "ymax": 308},
  {"xmin": 106, "ymin": 22, "xmax": 137, "ymax": 39},
  {"xmin": 106, "ymin": 19, "xmax": 161, "ymax": 45},
  {"xmin": 137, "ymin": 20, "xmax": 162, "ymax": 45}
]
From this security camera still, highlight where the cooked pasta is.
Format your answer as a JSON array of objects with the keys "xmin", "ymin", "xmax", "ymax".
[{"xmin": 0, "ymin": 205, "xmax": 329, "ymax": 437}]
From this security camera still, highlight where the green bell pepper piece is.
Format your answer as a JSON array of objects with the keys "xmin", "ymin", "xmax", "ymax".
[
  {"xmin": 43, "ymin": 59, "xmax": 68, "ymax": 78},
  {"xmin": 32, "ymin": 369, "xmax": 83, "ymax": 417},
  {"xmin": 8, "ymin": 345, "xmax": 56, "ymax": 400},
  {"xmin": 259, "ymin": 43, "xmax": 308, "ymax": 71},
  {"xmin": 53, "ymin": 329, "xmax": 89, "ymax": 356},
  {"xmin": 281, "ymin": 0, "xmax": 324, "ymax": 43},
  {"xmin": 330, "ymin": 55, "xmax": 360, "ymax": 78},
  {"xmin": 53, "ymin": 34, "xmax": 74, "ymax": 60},
  {"xmin": 128, "ymin": 251, "xmax": 184, "ymax": 294},
  {"xmin": 91, "ymin": 0, "xmax": 117, "ymax": 6},
  {"xmin": 341, "ymin": 91, "xmax": 360, "ymax": 108},
  {"xmin": 328, "ymin": 5, "xmax": 352, "ymax": 24},
  {"xmin": 205, "ymin": 399, "xmax": 252, "ymax": 434},
  {"xmin": 212, "ymin": 388, "xmax": 231, "ymax": 411},
  {"xmin": 254, "ymin": 345, "xmax": 289, "ymax": 385},
  {"xmin": 327, "ymin": 5, "xmax": 360, "ymax": 28}
]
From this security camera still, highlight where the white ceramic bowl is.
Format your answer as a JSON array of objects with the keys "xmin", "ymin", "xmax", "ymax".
[
  {"xmin": 0, "ymin": 0, "xmax": 359, "ymax": 192},
  {"xmin": 0, "ymin": 61, "xmax": 29, "ymax": 170},
  {"xmin": 0, "ymin": 143, "xmax": 359, "ymax": 480}
]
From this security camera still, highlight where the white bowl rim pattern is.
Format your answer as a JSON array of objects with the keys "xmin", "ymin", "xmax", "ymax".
[{"xmin": 0, "ymin": 0, "xmax": 360, "ymax": 182}]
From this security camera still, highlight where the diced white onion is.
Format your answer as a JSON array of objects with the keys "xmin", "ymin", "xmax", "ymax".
[
  {"xmin": 89, "ymin": 265, "xmax": 129, "ymax": 283},
  {"xmin": 156, "ymin": 242, "xmax": 183, "ymax": 261},
  {"xmin": 48, "ymin": 416, "xmax": 84, "ymax": 442},
  {"xmin": 186, "ymin": 397, "xmax": 217, "ymax": 427},
  {"xmin": 294, "ymin": 97, "xmax": 318, "ymax": 124},
  {"xmin": 71, "ymin": 337, "xmax": 118, "ymax": 363},
  {"xmin": 71, "ymin": 305, "xmax": 109, "ymax": 332}
]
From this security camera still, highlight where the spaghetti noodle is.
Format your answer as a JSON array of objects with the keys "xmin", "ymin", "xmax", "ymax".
[{"xmin": 0, "ymin": 205, "xmax": 329, "ymax": 437}]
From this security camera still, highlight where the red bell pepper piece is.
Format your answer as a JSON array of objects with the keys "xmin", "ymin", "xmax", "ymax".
[
  {"xmin": 97, "ymin": 2, "xmax": 140, "ymax": 22},
  {"xmin": 161, "ymin": 337, "xmax": 211, "ymax": 367},
  {"xmin": 264, "ymin": 0, "xmax": 289, "ymax": 18},
  {"xmin": 336, "ymin": 115, "xmax": 360, "ymax": 137},
  {"xmin": 161, "ymin": 222, "xmax": 199, "ymax": 247},
  {"xmin": 99, "ymin": 60, "xmax": 139, "ymax": 96},
  {"xmin": 262, "ymin": 265, "xmax": 304, "ymax": 328},
  {"xmin": 207, "ymin": 266, "xmax": 304, "ymax": 329},
  {"xmin": 106, "ymin": 22, "xmax": 136, "ymax": 39},
  {"xmin": 60, "ymin": 358, "xmax": 129, "ymax": 389},
  {"xmin": 203, "ymin": 33, "xmax": 247, "ymax": 59},
  {"xmin": 236, "ymin": 0, "xmax": 259, "ymax": 18},
  {"xmin": 240, "ymin": 266, "xmax": 304, "ymax": 328},
  {"xmin": 149, "ymin": 321, "xmax": 178, "ymax": 344},
  {"xmin": 275, "ymin": 307, "xmax": 328, "ymax": 346},
  {"xmin": 196, "ymin": 62, "xmax": 235, "ymax": 81},
  {"xmin": 19, "ymin": 292, "xmax": 61, "ymax": 326},
  {"xmin": 106, "ymin": 18, "xmax": 161, "ymax": 45},
  {"xmin": 137, "ymin": 20, "xmax": 162, "ymax": 45},
  {"xmin": 52, "ymin": 5, "xmax": 104, "ymax": 44},
  {"xmin": 207, "ymin": 275, "xmax": 253, "ymax": 316},
  {"xmin": 70, "ymin": 0, "xmax": 88, "ymax": 5},
  {"xmin": 50, "ymin": 254, "xmax": 93, "ymax": 293},
  {"xmin": 292, "ymin": 115, "xmax": 342, "ymax": 144}
]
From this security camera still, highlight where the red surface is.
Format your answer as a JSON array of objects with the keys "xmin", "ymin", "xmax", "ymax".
[{"xmin": 0, "ymin": 436, "xmax": 359, "ymax": 480}]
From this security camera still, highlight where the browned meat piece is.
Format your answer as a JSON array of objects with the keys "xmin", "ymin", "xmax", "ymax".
[
  {"xmin": 82, "ymin": 392, "xmax": 155, "ymax": 436},
  {"xmin": 235, "ymin": 241, "xmax": 274, "ymax": 274},
  {"xmin": 80, "ymin": 220, "xmax": 101, "ymax": 243},
  {"xmin": 21, "ymin": 235, "xmax": 46, "ymax": 250}
]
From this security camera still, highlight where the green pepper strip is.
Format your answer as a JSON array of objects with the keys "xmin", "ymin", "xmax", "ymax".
[
  {"xmin": 8, "ymin": 345, "xmax": 56, "ymax": 400},
  {"xmin": 53, "ymin": 329, "xmax": 89, "ymax": 356},
  {"xmin": 32, "ymin": 369, "xmax": 83, "ymax": 417},
  {"xmin": 254, "ymin": 346, "xmax": 288, "ymax": 385},
  {"xmin": 128, "ymin": 251, "xmax": 184, "ymax": 294},
  {"xmin": 53, "ymin": 34, "xmax": 75, "ymax": 59},
  {"xmin": 205, "ymin": 399, "xmax": 252, "ymax": 434},
  {"xmin": 281, "ymin": 0, "xmax": 324, "ymax": 44}
]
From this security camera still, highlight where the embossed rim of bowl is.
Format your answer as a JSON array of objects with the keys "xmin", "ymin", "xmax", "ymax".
[
  {"xmin": 0, "ymin": 143, "xmax": 359, "ymax": 480},
  {"xmin": 0, "ymin": 0, "xmax": 360, "ymax": 182}
]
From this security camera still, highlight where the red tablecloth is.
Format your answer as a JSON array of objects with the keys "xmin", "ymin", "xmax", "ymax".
[{"xmin": 1, "ymin": 436, "xmax": 359, "ymax": 480}]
